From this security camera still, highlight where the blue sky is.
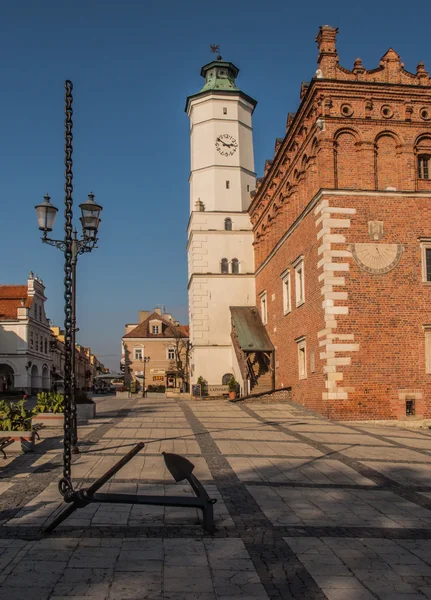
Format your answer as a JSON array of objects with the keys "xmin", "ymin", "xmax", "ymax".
[{"xmin": 1, "ymin": 0, "xmax": 430, "ymax": 371}]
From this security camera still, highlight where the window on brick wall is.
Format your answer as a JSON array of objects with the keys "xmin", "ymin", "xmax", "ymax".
[
  {"xmin": 293, "ymin": 256, "xmax": 305, "ymax": 306},
  {"xmin": 281, "ymin": 269, "xmax": 291, "ymax": 315},
  {"xmin": 167, "ymin": 347, "xmax": 175, "ymax": 360},
  {"xmin": 221, "ymin": 258, "xmax": 229, "ymax": 274},
  {"xmin": 30, "ymin": 331, "xmax": 34, "ymax": 350},
  {"xmin": 420, "ymin": 240, "xmax": 431, "ymax": 282},
  {"xmin": 296, "ymin": 336, "xmax": 307, "ymax": 379},
  {"xmin": 231, "ymin": 258, "xmax": 239, "ymax": 274},
  {"xmin": 418, "ymin": 155, "xmax": 430, "ymax": 179},
  {"xmin": 259, "ymin": 291, "xmax": 268, "ymax": 325},
  {"xmin": 424, "ymin": 326, "xmax": 431, "ymax": 374}
]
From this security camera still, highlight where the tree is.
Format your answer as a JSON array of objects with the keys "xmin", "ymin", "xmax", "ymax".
[{"xmin": 165, "ymin": 325, "xmax": 192, "ymax": 392}]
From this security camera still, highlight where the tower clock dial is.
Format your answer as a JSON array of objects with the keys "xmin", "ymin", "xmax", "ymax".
[{"xmin": 215, "ymin": 134, "xmax": 238, "ymax": 156}]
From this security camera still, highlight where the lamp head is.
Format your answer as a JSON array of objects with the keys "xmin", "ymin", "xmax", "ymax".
[
  {"xmin": 35, "ymin": 194, "xmax": 58, "ymax": 232},
  {"xmin": 79, "ymin": 192, "xmax": 102, "ymax": 235}
]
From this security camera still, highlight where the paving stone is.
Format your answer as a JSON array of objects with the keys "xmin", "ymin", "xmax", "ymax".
[
  {"xmin": 0, "ymin": 587, "xmax": 53, "ymax": 600},
  {"xmin": 108, "ymin": 570, "xmax": 162, "ymax": 599},
  {"xmin": 2, "ymin": 395, "xmax": 431, "ymax": 600},
  {"xmin": 163, "ymin": 566, "xmax": 213, "ymax": 592}
]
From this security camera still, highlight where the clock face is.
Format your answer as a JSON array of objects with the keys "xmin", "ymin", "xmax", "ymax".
[
  {"xmin": 215, "ymin": 134, "xmax": 238, "ymax": 156},
  {"xmin": 350, "ymin": 243, "xmax": 403, "ymax": 274}
]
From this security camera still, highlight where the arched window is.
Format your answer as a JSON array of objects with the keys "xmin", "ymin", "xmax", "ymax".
[
  {"xmin": 231, "ymin": 258, "xmax": 239, "ymax": 274},
  {"xmin": 222, "ymin": 373, "xmax": 233, "ymax": 385},
  {"xmin": 221, "ymin": 258, "xmax": 229, "ymax": 274},
  {"xmin": 224, "ymin": 218, "xmax": 232, "ymax": 231},
  {"xmin": 418, "ymin": 155, "xmax": 431, "ymax": 179}
]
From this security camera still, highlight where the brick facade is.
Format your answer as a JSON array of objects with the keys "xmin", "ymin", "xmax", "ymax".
[{"xmin": 250, "ymin": 26, "xmax": 431, "ymax": 420}]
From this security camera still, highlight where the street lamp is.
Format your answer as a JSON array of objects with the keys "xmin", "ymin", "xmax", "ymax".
[
  {"xmin": 141, "ymin": 356, "xmax": 150, "ymax": 397},
  {"xmin": 35, "ymin": 81, "xmax": 102, "ymax": 458}
]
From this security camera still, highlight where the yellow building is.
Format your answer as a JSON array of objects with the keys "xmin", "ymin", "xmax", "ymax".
[{"xmin": 122, "ymin": 308, "xmax": 189, "ymax": 391}]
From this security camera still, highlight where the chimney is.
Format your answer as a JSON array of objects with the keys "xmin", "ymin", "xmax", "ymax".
[
  {"xmin": 138, "ymin": 310, "xmax": 150, "ymax": 323},
  {"xmin": 17, "ymin": 302, "xmax": 29, "ymax": 320},
  {"xmin": 316, "ymin": 25, "xmax": 339, "ymax": 79}
]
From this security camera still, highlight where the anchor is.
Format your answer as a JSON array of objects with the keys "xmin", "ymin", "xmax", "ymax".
[{"xmin": 44, "ymin": 445, "xmax": 217, "ymax": 534}]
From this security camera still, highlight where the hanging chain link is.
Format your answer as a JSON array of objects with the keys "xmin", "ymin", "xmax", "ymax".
[{"xmin": 59, "ymin": 80, "xmax": 75, "ymax": 499}]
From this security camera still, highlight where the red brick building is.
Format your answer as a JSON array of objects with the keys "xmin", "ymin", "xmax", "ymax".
[{"xmin": 249, "ymin": 26, "xmax": 431, "ymax": 420}]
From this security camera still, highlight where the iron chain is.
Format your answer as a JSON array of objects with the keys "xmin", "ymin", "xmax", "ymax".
[{"xmin": 59, "ymin": 80, "xmax": 75, "ymax": 499}]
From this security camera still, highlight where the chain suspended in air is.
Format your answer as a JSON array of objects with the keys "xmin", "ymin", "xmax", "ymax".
[{"xmin": 59, "ymin": 79, "xmax": 75, "ymax": 499}]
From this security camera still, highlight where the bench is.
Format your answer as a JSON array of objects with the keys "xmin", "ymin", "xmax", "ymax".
[
  {"xmin": 32, "ymin": 423, "xmax": 45, "ymax": 440},
  {"xmin": 0, "ymin": 437, "xmax": 13, "ymax": 459}
]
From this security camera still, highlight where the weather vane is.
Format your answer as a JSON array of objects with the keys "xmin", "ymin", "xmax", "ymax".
[{"xmin": 210, "ymin": 44, "xmax": 222, "ymax": 60}]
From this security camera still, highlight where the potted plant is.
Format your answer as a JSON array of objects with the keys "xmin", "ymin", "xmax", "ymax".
[
  {"xmin": 32, "ymin": 392, "xmax": 65, "ymax": 427},
  {"xmin": 74, "ymin": 389, "xmax": 96, "ymax": 420},
  {"xmin": 0, "ymin": 398, "xmax": 36, "ymax": 452},
  {"xmin": 196, "ymin": 376, "xmax": 207, "ymax": 398},
  {"xmin": 228, "ymin": 376, "xmax": 238, "ymax": 400}
]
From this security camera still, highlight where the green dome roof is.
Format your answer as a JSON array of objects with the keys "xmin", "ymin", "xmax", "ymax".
[{"xmin": 199, "ymin": 60, "xmax": 240, "ymax": 92}]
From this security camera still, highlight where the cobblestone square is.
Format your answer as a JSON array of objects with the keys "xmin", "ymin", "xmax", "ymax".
[{"xmin": 1, "ymin": 393, "xmax": 431, "ymax": 599}]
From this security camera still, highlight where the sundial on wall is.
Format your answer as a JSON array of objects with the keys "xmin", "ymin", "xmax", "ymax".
[{"xmin": 350, "ymin": 243, "xmax": 403, "ymax": 274}]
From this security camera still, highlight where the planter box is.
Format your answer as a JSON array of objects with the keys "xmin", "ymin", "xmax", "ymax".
[
  {"xmin": 0, "ymin": 430, "xmax": 35, "ymax": 453},
  {"xmin": 76, "ymin": 402, "xmax": 96, "ymax": 420},
  {"xmin": 32, "ymin": 413, "xmax": 64, "ymax": 427}
]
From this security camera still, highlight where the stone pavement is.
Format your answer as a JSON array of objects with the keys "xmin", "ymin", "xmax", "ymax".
[{"xmin": 1, "ymin": 394, "xmax": 431, "ymax": 599}]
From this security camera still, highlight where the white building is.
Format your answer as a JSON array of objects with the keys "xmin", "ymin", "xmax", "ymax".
[
  {"xmin": 186, "ymin": 56, "xmax": 258, "ymax": 389},
  {"xmin": 0, "ymin": 273, "xmax": 53, "ymax": 394}
]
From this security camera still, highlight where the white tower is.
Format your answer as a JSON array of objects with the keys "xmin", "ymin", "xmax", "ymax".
[{"xmin": 186, "ymin": 55, "xmax": 257, "ymax": 388}]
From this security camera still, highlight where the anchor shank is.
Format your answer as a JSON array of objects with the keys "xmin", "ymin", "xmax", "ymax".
[{"xmin": 86, "ymin": 442, "xmax": 145, "ymax": 496}]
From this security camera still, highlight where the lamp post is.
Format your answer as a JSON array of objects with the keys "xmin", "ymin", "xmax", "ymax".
[
  {"xmin": 35, "ymin": 81, "xmax": 102, "ymax": 458},
  {"xmin": 141, "ymin": 356, "xmax": 150, "ymax": 397}
]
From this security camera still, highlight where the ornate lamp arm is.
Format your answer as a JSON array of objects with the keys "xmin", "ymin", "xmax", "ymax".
[{"xmin": 41, "ymin": 233, "xmax": 67, "ymax": 252}]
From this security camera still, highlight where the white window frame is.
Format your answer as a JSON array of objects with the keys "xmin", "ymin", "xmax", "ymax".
[
  {"xmin": 134, "ymin": 347, "xmax": 143, "ymax": 360},
  {"xmin": 259, "ymin": 291, "xmax": 268, "ymax": 325},
  {"xmin": 420, "ymin": 239, "xmax": 431, "ymax": 283},
  {"xmin": 293, "ymin": 256, "xmax": 305, "ymax": 306},
  {"xmin": 424, "ymin": 325, "xmax": 431, "ymax": 374},
  {"xmin": 281, "ymin": 269, "xmax": 291, "ymax": 315},
  {"xmin": 152, "ymin": 325, "xmax": 160, "ymax": 334},
  {"xmin": 167, "ymin": 346, "xmax": 175, "ymax": 361},
  {"xmin": 296, "ymin": 336, "xmax": 307, "ymax": 380}
]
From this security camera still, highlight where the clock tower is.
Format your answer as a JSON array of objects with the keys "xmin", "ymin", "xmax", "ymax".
[{"xmin": 186, "ymin": 56, "xmax": 257, "ymax": 388}]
